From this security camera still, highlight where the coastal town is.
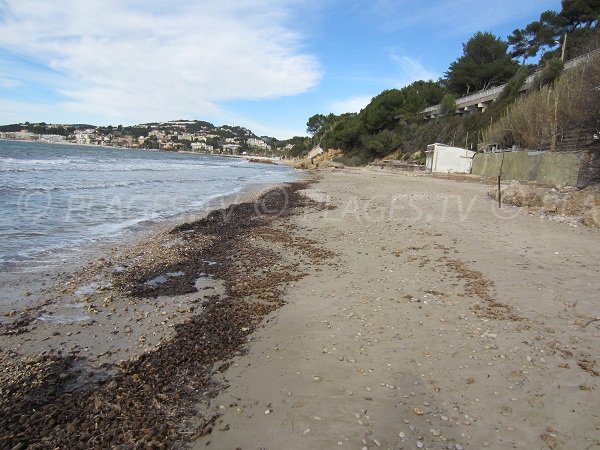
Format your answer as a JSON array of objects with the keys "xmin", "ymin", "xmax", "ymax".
[{"xmin": 0, "ymin": 120, "xmax": 294, "ymax": 156}]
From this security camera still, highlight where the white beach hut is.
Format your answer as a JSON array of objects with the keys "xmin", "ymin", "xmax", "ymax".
[{"xmin": 425, "ymin": 143, "xmax": 476, "ymax": 174}]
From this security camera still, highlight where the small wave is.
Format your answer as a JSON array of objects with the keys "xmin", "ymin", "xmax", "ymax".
[
  {"xmin": 0, "ymin": 164, "xmax": 220, "ymax": 173},
  {"xmin": 0, "ymin": 157, "xmax": 82, "ymax": 165},
  {"xmin": 0, "ymin": 177, "xmax": 222, "ymax": 193},
  {"xmin": 0, "ymin": 143, "xmax": 297, "ymax": 274},
  {"xmin": 1, "ymin": 156, "xmax": 226, "ymax": 173}
]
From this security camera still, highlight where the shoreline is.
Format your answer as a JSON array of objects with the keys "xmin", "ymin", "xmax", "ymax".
[
  {"xmin": 0, "ymin": 176, "xmax": 328, "ymax": 448},
  {"xmin": 2, "ymin": 169, "xmax": 599, "ymax": 449},
  {"xmin": 1, "ymin": 138, "xmax": 293, "ymax": 164},
  {"xmin": 0, "ymin": 156, "xmax": 303, "ymax": 314}
]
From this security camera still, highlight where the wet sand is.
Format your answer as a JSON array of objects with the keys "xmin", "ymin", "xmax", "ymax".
[
  {"xmin": 1, "ymin": 179, "xmax": 332, "ymax": 448},
  {"xmin": 1, "ymin": 169, "xmax": 599, "ymax": 449}
]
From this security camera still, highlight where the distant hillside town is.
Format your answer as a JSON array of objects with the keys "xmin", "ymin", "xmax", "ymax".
[{"xmin": 0, "ymin": 120, "xmax": 296, "ymax": 157}]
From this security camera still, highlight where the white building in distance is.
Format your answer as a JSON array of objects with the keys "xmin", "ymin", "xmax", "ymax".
[{"xmin": 425, "ymin": 143, "xmax": 476, "ymax": 174}]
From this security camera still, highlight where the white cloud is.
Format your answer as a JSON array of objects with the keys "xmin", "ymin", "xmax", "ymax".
[
  {"xmin": 0, "ymin": 99, "xmax": 57, "ymax": 123},
  {"xmin": 328, "ymin": 51, "xmax": 442, "ymax": 116},
  {"xmin": 389, "ymin": 53, "xmax": 438, "ymax": 86},
  {"xmin": 328, "ymin": 54, "xmax": 438, "ymax": 115},
  {"xmin": 330, "ymin": 95, "xmax": 373, "ymax": 114},
  {"xmin": 0, "ymin": 0, "xmax": 321, "ymax": 124},
  {"xmin": 230, "ymin": 118, "xmax": 305, "ymax": 140},
  {"xmin": 0, "ymin": 78, "xmax": 21, "ymax": 88}
]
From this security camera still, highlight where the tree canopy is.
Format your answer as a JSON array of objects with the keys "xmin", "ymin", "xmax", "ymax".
[
  {"xmin": 293, "ymin": 1, "xmax": 600, "ymax": 166},
  {"xmin": 316, "ymin": 80, "xmax": 446, "ymax": 158},
  {"xmin": 361, "ymin": 81, "xmax": 446, "ymax": 132},
  {"xmin": 306, "ymin": 114, "xmax": 327, "ymax": 135},
  {"xmin": 445, "ymin": 32, "xmax": 519, "ymax": 95},
  {"xmin": 508, "ymin": 0, "xmax": 600, "ymax": 62}
]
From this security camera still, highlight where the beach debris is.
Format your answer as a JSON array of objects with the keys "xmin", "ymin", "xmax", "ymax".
[
  {"xmin": 541, "ymin": 432, "xmax": 558, "ymax": 449},
  {"xmin": 0, "ymin": 181, "xmax": 336, "ymax": 449}
]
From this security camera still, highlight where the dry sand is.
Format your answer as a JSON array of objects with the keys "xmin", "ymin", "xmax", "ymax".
[{"xmin": 193, "ymin": 168, "xmax": 600, "ymax": 450}]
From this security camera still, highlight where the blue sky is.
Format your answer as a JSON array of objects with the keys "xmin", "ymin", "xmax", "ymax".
[{"xmin": 0, "ymin": 0, "xmax": 561, "ymax": 139}]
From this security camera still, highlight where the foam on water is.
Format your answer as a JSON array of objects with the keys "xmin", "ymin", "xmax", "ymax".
[{"xmin": 0, "ymin": 140, "xmax": 298, "ymax": 271}]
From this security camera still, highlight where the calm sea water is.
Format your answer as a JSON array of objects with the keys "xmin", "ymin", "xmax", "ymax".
[{"xmin": 0, "ymin": 140, "xmax": 297, "ymax": 271}]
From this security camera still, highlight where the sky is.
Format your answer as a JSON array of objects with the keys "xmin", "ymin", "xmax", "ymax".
[{"xmin": 0, "ymin": 0, "xmax": 562, "ymax": 139}]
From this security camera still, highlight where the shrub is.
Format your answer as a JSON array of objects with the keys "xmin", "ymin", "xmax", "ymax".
[{"xmin": 333, "ymin": 152, "xmax": 372, "ymax": 167}]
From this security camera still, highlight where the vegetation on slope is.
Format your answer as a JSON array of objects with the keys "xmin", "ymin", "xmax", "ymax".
[
  {"xmin": 485, "ymin": 53, "xmax": 600, "ymax": 150},
  {"xmin": 289, "ymin": 0, "xmax": 600, "ymax": 165}
]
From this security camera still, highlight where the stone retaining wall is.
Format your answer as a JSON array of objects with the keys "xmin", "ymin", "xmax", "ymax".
[{"xmin": 471, "ymin": 151, "xmax": 581, "ymax": 186}]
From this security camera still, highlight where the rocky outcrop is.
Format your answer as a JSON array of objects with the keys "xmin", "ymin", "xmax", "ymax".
[{"xmin": 488, "ymin": 182, "xmax": 600, "ymax": 228}]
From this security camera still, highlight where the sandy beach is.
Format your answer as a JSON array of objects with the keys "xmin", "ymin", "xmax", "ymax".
[
  {"xmin": 188, "ymin": 169, "xmax": 600, "ymax": 450},
  {"xmin": 1, "ymin": 169, "xmax": 599, "ymax": 449}
]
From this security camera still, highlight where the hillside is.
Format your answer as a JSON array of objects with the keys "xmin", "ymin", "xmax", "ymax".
[
  {"xmin": 0, "ymin": 120, "xmax": 287, "ymax": 156},
  {"xmin": 293, "ymin": 2, "xmax": 600, "ymax": 166}
]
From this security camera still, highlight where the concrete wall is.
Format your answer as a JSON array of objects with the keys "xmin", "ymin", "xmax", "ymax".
[
  {"xmin": 471, "ymin": 151, "xmax": 581, "ymax": 186},
  {"xmin": 427, "ymin": 144, "xmax": 476, "ymax": 173}
]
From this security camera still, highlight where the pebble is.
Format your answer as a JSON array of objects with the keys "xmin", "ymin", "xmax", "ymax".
[
  {"xmin": 417, "ymin": 441, "xmax": 424, "ymax": 448},
  {"xmin": 398, "ymin": 432, "xmax": 406, "ymax": 438}
]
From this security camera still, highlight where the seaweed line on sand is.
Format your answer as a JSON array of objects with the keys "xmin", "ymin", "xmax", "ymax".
[{"xmin": 0, "ymin": 181, "xmax": 336, "ymax": 450}]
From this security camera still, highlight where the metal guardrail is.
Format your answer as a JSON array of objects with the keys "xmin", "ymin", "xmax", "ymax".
[
  {"xmin": 422, "ymin": 105, "xmax": 440, "ymax": 114},
  {"xmin": 455, "ymin": 85, "xmax": 504, "ymax": 106},
  {"xmin": 421, "ymin": 49, "xmax": 600, "ymax": 116}
]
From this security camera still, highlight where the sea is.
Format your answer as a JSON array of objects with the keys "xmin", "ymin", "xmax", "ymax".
[{"xmin": 0, "ymin": 140, "xmax": 298, "ymax": 272}]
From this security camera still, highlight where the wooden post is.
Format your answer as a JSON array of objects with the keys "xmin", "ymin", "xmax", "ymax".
[
  {"xmin": 497, "ymin": 175, "xmax": 501, "ymax": 208},
  {"xmin": 497, "ymin": 151, "xmax": 505, "ymax": 208}
]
